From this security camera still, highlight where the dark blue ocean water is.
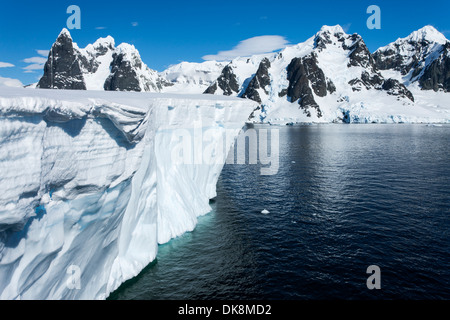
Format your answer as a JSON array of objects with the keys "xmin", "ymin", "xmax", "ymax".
[{"xmin": 110, "ymin": 124, "xmax": 450, "ymax": 300}]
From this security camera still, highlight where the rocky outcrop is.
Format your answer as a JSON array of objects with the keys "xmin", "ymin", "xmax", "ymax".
[
  {"xmin": 348, "ymin": 71, "xmax": 383, "ymax": 91},
  {"xmin": 286, "ymin": 54, "xmax": 330, "ymax": 117},
  {"xmin": 241, "ymin": 58, "xmax": 271, "ymax": 103},
  {"xmin": 373, "ymin": 44, "xmax": 423, "ymax": 76},
  {"xmin": 104, "ymin": 52, "xmax": 141, "ymax": 92},
  {"xmin": 382, "ymin": 78, "xmax": 415, "ymax": 101},
  {"xmin": 344, "ymin": 34, "xmax": 377, "ymax": 71},
  {"xmin": 37, "ymin": 29, "xmax": 86, "ymax": 90},
  {"xmin": 204, "ymin": 65, "xmax": 239, "ymax": 96},
  {"xmin": 37, "ymin": 29, "xmax": 167, "ymax": 92},
  {"xmin": 418, "ymin": 42, "xmax": 450, "ymax": 92},
  {"xmin": 374, "ymin": 26, "xmax": 450, "ymax": 92}
]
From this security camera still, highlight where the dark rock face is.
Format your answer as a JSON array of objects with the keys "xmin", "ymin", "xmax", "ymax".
[
  {"xmin": 373, "ymin": 40, "xmax": 429, "ymax": 76},
  {"xmin": 286, "ymin": 54, "xmax": 329, "ymax": 117},
  {"xmin": 314, "ymin": 31, "xmax": 333, "ymax": 51},
  {"xmin": 382, "ymin": 78, "xmax": 415, "ymax": 101},
  {"xmin": 37, "ymin": 30, "xmax": 167, "ymax": 92},
  {"xmin": 418, "ymin": 43, "xmax": 450, "ymax": 92},
  {"xmin": 327, "ymin": 79, "xmax": 336, "ymax": 93},
  {"xmin": 203, "ymin": 82, "xmax": 217, "ymax": 94},
  {"xmin": 94, "ymin": 41, "xmax": 115, "ymax": 57},
  {"xmin": 288, "ymin": 54, "xmax": 329, "ymax": 99},
  {"xmin": 348, "ymin": 71, "xmax": 383, "ymax": 92},
  {"xmin": 104, "ymin": 53, "xmax": 141, "ymax": 92},
  {"xmin": 203, "ymin": 65, "xmax": 239, "ymax": 96},
  {"xmin": 374, "ymin": 37, "xmax": 450, "ymax": 93},
  {"xmin": 78, "ymin": 41, "xmax": 114, "ymax": 75},
  {"xmin": 78, "ymin": 54, "xmax": 99, "ymax": 75},
  {"xmin": 313, "ymin": 27, "xmax": 346, "ymax": 51},
  {"xmin": 348, "ymin": 73, "xmax": 414, "ymax": 101},
  {"xmin": 278, "ymin": 89, "xmax": 287, "ymax": 97},
  {"xmin": 241, "ymin": 58, "xmax": 271, "ymax": 103},
  {"xmin": 37, "ymin": 31, "xmax": 86, "ymax": 90},
  {"xmin": 340, "ymin": 35, "xmax": 416, "ymax": 101},
  {"xmin": 344, "ymin": 35, "xmax": 377, "ymax": 71}
]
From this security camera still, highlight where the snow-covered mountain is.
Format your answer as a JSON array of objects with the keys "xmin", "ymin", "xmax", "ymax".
[
  {"xmin": 201, "ymin": 25, "xmax": 450, "ymax": 124},
  {"xmin": 35, "ymin": 26, "xmax": 450, "ymax": 124},
  {"xmin": 374, "ymin": 26, "xmax": 450, "ymax": 92},
  {"xmin": 37, "ymin": 29, "xmax": 170, "ymax": 92},
  {"xmin": 0, "ymin": 86, "xmax": 255, "ymax": 299},
  {"xmin": 160, "ymin": 61, "xmax": 228, "ymax": 94}
]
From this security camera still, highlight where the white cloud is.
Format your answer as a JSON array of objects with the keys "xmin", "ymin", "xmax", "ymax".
[
  {"xmin": 131, "ymin": 22, "xmax": 138, "ymax": 27},
  {"xmin": 23, "ymin": 57, "xmax": 47, "ymax": 64},
  {"xmin": 0, "ymin": 62, "xmax": 14, "ymax": 68},
  {"xmin": 202, "ymin": 35, "xmax": 289, "ymax": 61},
  {"xmin": 0, "ymin": 76, "xmax": 23, "ymax": 87},
  {"xmin": 37, "ymin": 50, "xmax": 49, "ymax": 57},
  {"xmin": 22, "ymin": 49, "xmax": 49, "ymax": 73},
  {"xmin": 96, "ymin": 26, "xmax": 107, "ymax": 30},
  {"xmin": 342, "ymin": 23, "xmax": 352, "ymax": 33},
  {"xmin": 23, "ymin": 64, "xmax": 45, "ymax": 71}
]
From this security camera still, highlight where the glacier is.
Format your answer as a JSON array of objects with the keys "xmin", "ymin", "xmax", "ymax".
[{"xmin": 0, "ymin": 87, "xmax": 255, "ymax": 299}]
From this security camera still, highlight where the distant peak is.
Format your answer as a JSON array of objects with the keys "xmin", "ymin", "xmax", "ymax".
[
  {"xmin": 93, "ymin": 35, "xmax": 115, "ymax": 48},
  {"xmin": 318, "ymin": 25, "xmax": 346, "ymax": 35},
  {"xmin": 58, "ymin": 28, "xmax": 72, "ymax": 39},
  {"xmin": 116, "ymin": 43, "xmax": 143, "ymax": 61},
  {"xmin": 405, "ymin": 25, "xmax": 448, "ymax": 44},
  {"xmin": 116, "ymin": 42, "xmax": 138, "ymax": 54},
  {"xmin": 313, "ymin": 25, "xmax": 349, "ymax": 50}
]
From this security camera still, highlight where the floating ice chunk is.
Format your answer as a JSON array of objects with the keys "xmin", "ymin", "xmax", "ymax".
[{"xmin": 261, "ymin": 209, "xmax": 270, "ymax": 215}]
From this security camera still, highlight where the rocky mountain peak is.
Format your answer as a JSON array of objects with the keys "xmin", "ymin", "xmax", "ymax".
[
  {"xmin": 374, "ymin": 26, "xmax": 449, "ymax": 92},
  {"xmin": 314, "ymin": 25, "xmax": 347, "ymax": 50},
  {"xmin": 317, "ymin": 25, "xmax": 346, "ymax": 36},
  {"xmin": 204, "ymin": 64, "xmax": 240, "ymax": 96},
  {"xmin": 405, "ymin": 25, "xmax": 448, "ymax": 45},
  {"xmin": 88, "ymin": 36, "xmax": 116, "ymax": 56},
  {"xmin": 57, "ymin": 28, "xmax": 72, "ymax": 40},
  {"xmin": 37, "ymin": 30, "xmax": 168, "ymax": 92},
  {"xmin": 37, "ymin": 29, "xmax": 86, "ymax": 90}
]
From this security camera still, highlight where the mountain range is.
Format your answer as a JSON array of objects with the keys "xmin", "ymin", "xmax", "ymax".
[{"xmin": 35, "ymin": 25, "xmax": 450, "ymax": 124}]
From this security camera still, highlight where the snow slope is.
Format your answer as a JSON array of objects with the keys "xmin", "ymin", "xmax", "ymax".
[
  {"xmin": 161, "ymin": 61, "xmax": 228, "ymax": 94},
  {"xmin": 0, "ymin": 87, "xmax": 255, "ymax": 299},
  {"xmin": 81, "ymin": 36, "xmax": 116, "ymax": 91}
]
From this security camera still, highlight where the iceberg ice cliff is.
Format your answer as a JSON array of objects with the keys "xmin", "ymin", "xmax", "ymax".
[{"xmin": 0, "ymin": 87, "xmax": 255, "ymax": 299}]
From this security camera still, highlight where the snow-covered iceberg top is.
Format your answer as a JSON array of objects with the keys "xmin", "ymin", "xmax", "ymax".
[{"xmin": 0, "ymin": 87, "xmax": 256, "ymax": 299}]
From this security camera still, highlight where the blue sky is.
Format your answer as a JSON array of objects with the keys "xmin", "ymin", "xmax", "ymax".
[{"xmin": 1, "ymin": 0, "xmax": 449, "ymax": 85}]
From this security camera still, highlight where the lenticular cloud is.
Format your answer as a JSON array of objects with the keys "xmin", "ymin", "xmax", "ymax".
[{"xmin": 202, "ymin": 35, "xmax": 289, "ymax": 61}]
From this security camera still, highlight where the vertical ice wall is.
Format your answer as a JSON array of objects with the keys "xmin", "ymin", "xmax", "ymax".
[{"xmin": 0, "ymin": 88, "xmax": 255, "ymax": 299}]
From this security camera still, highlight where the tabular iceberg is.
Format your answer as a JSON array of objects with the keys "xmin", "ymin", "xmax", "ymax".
[{"xmin": 0, "ymin": 87, "xmax": 255, "ymax": 300}]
